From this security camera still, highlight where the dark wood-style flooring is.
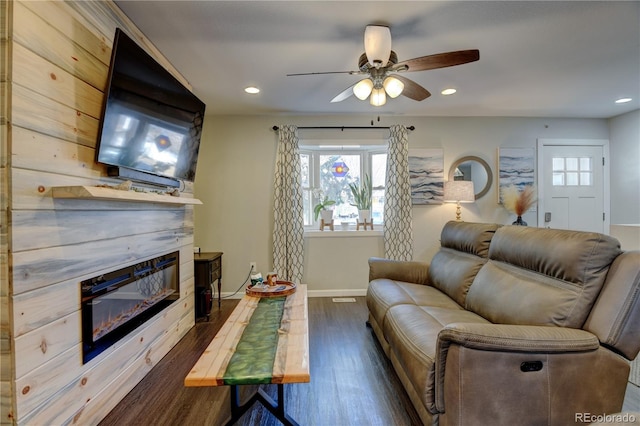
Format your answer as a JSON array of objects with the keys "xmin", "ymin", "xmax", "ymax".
[
  {"xmin": 99, "ymin": 297, "xmax": 421, "ymax": 426},
  {"xmin": 99, "ymin": 296, "xmax": 640, "ymax": 425}
]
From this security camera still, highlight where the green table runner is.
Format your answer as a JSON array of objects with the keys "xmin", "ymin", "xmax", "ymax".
[{"xmin": 223, "ymin": 297, "xmax": 286, "ymax": 385}]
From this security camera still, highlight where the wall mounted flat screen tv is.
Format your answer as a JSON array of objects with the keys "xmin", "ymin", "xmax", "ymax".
[{"xmin": 96, "ymin": 28, "xmax": 205, "ymax": 187}]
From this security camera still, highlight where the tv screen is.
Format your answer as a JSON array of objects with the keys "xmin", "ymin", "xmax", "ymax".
[{"xmin": 96, "ymin": 28, "xmax": 205, "ymax": 184}]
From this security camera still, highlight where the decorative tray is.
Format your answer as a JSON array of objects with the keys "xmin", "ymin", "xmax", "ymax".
[{"xmin": 246, "ymin": 281, "xmax": 297, "ymax": 298}]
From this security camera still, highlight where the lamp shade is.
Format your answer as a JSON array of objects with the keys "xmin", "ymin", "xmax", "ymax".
[
  {"xmin": 444, "ymin": 181, "xmax": 475, "ymax": 203},
  {"xmin": 370, "ymin": 87, "xmax": 386, "ymax": 106},
  {"xmin": 364, "ymin": 25, "xmax": 391, "ymax": 67},
  {"xmin": 353, "ymin": 78, "xmax": 374, "ymax": 100},
  {"xmin": 383, "ymin": 76, "xmax": 404, "ymax": 98}
]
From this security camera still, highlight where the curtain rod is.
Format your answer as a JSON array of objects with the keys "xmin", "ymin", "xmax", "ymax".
[{"xmin": 272, "ymin": 125, "xmax": 415, "ymax": 131}]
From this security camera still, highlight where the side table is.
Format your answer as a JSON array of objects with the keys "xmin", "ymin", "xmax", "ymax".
[{"xmin": 194, "ymin": 252, "xmax": 223, "ymax": 320}]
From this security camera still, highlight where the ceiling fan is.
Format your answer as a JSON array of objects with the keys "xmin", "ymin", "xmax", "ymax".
[{"xmin": 287, "ymin": 25, "xmax": 480, "ymax": 106}]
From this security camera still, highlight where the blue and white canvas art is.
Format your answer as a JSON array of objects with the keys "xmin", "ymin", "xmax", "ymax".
[
  {"xmin": 498, "ymin": 147, "xmax": 535, "ymax": 202},
  {"xmin": 409, "ymin": 149, "xmax": 444, "ymax": 205}
]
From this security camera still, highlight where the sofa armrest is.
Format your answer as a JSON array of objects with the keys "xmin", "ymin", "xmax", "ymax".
[
  {"xmin": 435, "ymin": 323, "xmax": 601, "ymax": 413},
  {"xmin": 368, "ymin": 257, "xmax": 430, "ymax": 285},
  {"xmin": 437, "ymin": 322, "xmax": 599, "ymax": 354}
]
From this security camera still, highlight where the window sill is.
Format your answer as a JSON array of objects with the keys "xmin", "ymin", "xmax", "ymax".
[{"xmin": 304, "ymin": 229, "xmax": 383, "ymax": 238}]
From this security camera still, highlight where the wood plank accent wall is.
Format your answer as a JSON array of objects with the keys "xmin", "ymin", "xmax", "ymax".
[
  {"xmin": 1, "ymin": 0, "xmax": 13, "ymax": 422},
  {"xmin": 3, "ymin": 1, "xmax": 200, "ymax": 423}
]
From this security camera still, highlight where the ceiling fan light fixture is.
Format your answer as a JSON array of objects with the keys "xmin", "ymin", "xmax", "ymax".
[
  {"xmin": 289, "ymin": 25, "xmax": 479, "ymax": 107},
  {"xmin": 353, "ymin": 78, "xmax": 374, "ymax": 100},
  {"xmin": 364, "ymin": 25, "xmax": 391, "ymax": 68},
  {"xmin": 383, "ymin": 76, "xmax": 404, "ymax": 98},
  {"xmin": 370, "ymin": 87, "xmax": 386, "ymax": 106},
  {"xmin": 441, "ymin": 88, "xmax": 457, "ymax": 95}
]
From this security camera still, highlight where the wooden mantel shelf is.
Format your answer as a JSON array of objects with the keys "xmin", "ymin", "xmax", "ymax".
[{"xmin": 51, "ymin": 186, "xmax": 203, "ymax": 205}]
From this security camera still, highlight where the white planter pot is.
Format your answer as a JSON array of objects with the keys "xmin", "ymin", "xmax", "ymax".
[
  {"xmin": 320, "ymin": 209, "xmax": 334, "ymax": 222},
  {"xmin": 358, "ymin": 209, "xmax": 371, "ymax": 223}
]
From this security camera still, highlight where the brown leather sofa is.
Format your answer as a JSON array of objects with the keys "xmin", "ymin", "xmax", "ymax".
[{"xmin": 367, "ymin": 221, "xmax": 640, "ymax": 425}]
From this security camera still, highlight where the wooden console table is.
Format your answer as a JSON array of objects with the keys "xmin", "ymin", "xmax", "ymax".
[
  {"xmin": 194, "ymin": 252, "xmax": 223, "ymax": 319},
  {"xmin": 185, "ymin": 285, "xmax": 309, "ymax": 425}
]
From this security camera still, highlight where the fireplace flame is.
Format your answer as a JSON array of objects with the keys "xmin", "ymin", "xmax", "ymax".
[{"xmin": 93, "ymin": 288, "xmax": 175, "ymax": 341}]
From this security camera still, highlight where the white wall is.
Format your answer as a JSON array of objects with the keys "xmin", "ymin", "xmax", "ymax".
[
  {"xmin": 609, "ymin": 110, "xmax": 640, "ymax": 225},
  {"xmin": 609, "ymin": 109, "xmax": 640, "ymax": 251},
  {"xmin": 194, "ymin": 115, "xmax": 613, "ymax": 295}
]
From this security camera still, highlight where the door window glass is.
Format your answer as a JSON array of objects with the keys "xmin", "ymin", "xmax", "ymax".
[{"xmin": 551, "ymin": 157, "xmax": 593, "ymax": 186}]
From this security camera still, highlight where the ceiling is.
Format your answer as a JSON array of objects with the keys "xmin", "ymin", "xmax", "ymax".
[{"xmin": 114, "ymin": 1, "xmax": 640, "ymax": 119}]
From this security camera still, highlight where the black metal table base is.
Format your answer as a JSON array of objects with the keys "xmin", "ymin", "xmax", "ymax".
[{"xmin": 225, "ymin": 383, "xmax": 299, "ymax": 426}]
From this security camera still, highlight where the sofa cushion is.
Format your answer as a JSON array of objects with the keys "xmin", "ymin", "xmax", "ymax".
[
  {"xmin": 584, "ymin": 251, "xmax": 640, "ymax": 360},
  {"xmin": 439, "ymin": 221, "xmax": 501, "ymax": 258},
  {"xmin": 383, "ymin": 304, "xmax": 490, "ymax": 413},
  {"xmin": 366, "ymin": 280, "xmax": 463, "ymax": 335},
  {"xmin": 429, "ymin": 221, "xmax": 500, "ymax": 306},
  {"xmin": 429, "ymin": 249, "xmax": 487, "ymax": 307},
  {"xmin": 466, "ymin": 226, "xmax": 622, "ymax": 328}
]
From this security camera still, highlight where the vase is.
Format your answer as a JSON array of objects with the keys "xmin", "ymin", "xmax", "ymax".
[
  {"xmin": 512, "ymin": 215, "xmax": 527, "ymax": 226},
  {"xmin": 358, "ymin": 209, "xmax": 371, "ymax": 223},
  {"xmin": 320, "ymin": 209, "xmax": 333, "ymax": 222}
]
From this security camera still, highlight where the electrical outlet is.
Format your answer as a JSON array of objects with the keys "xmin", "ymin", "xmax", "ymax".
[{"xmin": 249, "ymin": 262, "xmax": 257, "ymax": 272}]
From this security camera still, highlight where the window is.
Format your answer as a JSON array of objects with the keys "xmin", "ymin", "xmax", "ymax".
[
  {"xmin": 552, "ymin": 156, "xmax": 593, "ymax": 186},
  {"xmin": 300, "ymin": 146, "xmax": 387, "ymax": 227}
]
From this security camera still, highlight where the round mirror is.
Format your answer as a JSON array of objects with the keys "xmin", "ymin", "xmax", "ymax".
[{"xmin": 448, "ymin": 156, "xmax": 493, "ymax": 200}]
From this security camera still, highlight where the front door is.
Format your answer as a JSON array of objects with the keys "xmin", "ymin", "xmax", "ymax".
[{"xmin": 539, "ymin": 143, "xmax": 607, "ymax": 233}]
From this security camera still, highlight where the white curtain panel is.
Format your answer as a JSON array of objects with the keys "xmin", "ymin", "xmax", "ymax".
[
  {"xmin": 384, "ymin": 125, "xmax": 413, "ymax": 260},
  {"xmin": 272, "ymin": 125, "xmax": 305, "ymax": 283}
]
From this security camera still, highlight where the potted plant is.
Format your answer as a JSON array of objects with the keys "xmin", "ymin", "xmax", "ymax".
[
  {"xmin": 349, "ymin": 174, "xmax": 372, "ymax": 223},
  {"xmin": 313, "ymin": 191, "xmax": 336, "ymax": 223}
]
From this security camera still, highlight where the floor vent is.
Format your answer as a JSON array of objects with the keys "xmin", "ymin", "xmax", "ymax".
[{"xmin": 332, "ymin": 297, "xmax": 357, "ymax": 303}]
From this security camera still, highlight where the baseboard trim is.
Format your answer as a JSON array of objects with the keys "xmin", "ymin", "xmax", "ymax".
[
  {"xmin": 220, "ymin": 288, "xmax": 367, "ymax": 299},
  {"xmin": 308, "ymin": 289, "xmax": 367, "ymax": 298}
]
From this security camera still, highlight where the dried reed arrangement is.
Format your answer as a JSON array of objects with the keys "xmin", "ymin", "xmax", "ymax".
[{"xmin": 501, "ymin": 185, "xmax": 537, "ymax": 216}]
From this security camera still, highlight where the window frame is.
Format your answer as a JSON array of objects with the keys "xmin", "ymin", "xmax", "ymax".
[{"xmin": 300, "ymin": 144, "xmax": 387, "ymax": 230}]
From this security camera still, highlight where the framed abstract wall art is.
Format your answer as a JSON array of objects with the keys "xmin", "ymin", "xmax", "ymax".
[
  {"xmin": 498, "ymin": 147, "xmax": 535, "ymax": 203},
  {"xmin": 408, "ymin": 149, "xmax": 444, "ymax": 205}
]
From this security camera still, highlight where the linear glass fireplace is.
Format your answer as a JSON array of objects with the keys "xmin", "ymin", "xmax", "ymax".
[{"xmin": 81, "ymin": 251, "xmax": 180, "ymax": 363}]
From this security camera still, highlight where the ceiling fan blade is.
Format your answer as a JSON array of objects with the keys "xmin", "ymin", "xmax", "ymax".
[
  {"xmin": 331, "ymin": 84, "xmax": 356, "ymax": 103},
  {"xmin": 393, "ymin": 75, "xmax": 431, "ymax": 101},
  {"xmin": 287, "ymin": 71, "xmax": 362, "ymax": 77},
  {"xmin": 394, "ymin": 49, "xmax": 479, "ymax": 72}
]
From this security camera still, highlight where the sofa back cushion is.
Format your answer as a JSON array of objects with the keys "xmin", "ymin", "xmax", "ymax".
[
  {"xmin": 465, "ymin": 226, "xmax": 621, "ymax": 328},
  {"xmin": 583, "ymin": 251, "xmax": 640, "ymax": 360},
  {"xmin": 429, "ymin": 221, "xmax": 500, "ymax": 306}
]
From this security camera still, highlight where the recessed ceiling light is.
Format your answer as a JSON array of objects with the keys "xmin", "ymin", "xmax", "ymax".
[
  {"xmin": 244, "ymin": 86, "xmax": 260, "ymax": 94},
  {"xmin": 441, "ymin": 88, "xmax": 457, "ymax": 95},
  {"xmin": 615, "ymin": 97, "xmax": 632, "ymax": 104}
]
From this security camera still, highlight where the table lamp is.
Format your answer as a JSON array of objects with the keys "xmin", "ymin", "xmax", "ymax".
[{"xmin": 444, "ymin": 181, "xmax": 475, "ymax": 221}]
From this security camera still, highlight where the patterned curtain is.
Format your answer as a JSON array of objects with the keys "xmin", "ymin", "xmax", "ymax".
[
  {"xmin": 272, "ymin": 125, "xmax": 305, "ymax": 283},
  {"xmin": 384, "ymin": 125, "xmax": 413, "ymax": 260}
]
